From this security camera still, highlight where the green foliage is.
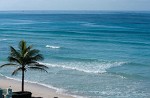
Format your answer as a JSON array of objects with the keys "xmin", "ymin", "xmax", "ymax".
[{"xmin": 0, "ymin": 40, "xmax": 48, "ymax": 91}]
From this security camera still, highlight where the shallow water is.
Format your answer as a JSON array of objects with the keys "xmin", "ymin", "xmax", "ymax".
[{"xmin": 0, "ymin": 11, "xmax": 150, "ymax": 98}]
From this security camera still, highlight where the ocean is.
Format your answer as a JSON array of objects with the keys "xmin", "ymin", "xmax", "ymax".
[{"xmin": 0, "ymin": 11, "xmax": 150, "ymax": 98}]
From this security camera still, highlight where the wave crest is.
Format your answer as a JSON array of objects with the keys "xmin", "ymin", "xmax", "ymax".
[
  {"xmin": 40, "ymin": 61, "xmax": 126, "ymax": 74},
  {"xmin": 46, "ymin": 45, "xmax": 61, "ymax": 49},
  {"xmin": 0, "ymin": 39, "xmax": 7, "ymax": 41},
  {"xmin": 0, "ymin": 75, "xmax": 84, "ymax": 98}
]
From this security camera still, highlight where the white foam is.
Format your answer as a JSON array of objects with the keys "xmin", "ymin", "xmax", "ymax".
[
  {"xmin": 82, "ymin": 22, "xmax": 130, "ymax": 29},
  {"xmin": 0, "ymin": 39, "xmax": 8, "ymax": 41},
  {"xmin": 40, "ymin": 61, "xmax": 126, "ymax": 74},
  {"xmin": 0, "ymin": 73, "xmax": 5, "ymax": 77},
  {"xmin": 46, "ymin": 45, "xmax": 61, "ymax": 49},
  {"xmin": 1, "ymin": 75, "xmax": 84, "ymax": 98},
  {"xmin": 1, "ymin": 19, "xmax": 36, "ymax": 25}
]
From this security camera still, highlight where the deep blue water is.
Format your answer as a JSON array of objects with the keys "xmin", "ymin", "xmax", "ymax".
[{"xmin": 0, "ymin": 11, "xmax": 150, "ymax": 98}]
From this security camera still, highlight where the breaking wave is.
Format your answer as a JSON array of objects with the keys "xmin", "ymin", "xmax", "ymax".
[
  {"xmin": 40, "ymin": 61, "xmax": 126, "ymax": 74},
  {"xmin": 46, "ymin": 45, "xmax": 61, "ymax": 49},
  {"xmin": 0, "ymin": 74, "xmax": 85, "ymax": 98}
]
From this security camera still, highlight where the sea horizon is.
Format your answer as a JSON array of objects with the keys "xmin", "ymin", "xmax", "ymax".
[
  {"xmin": 0, "ymin": 10, "xmax": 150, "ymax": 14},
  {"xmin": 0, "ymin": 11, "xmax": 150, "ymax": 98}
]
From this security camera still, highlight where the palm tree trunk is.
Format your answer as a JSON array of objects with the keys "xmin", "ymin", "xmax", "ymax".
[{"xmin": 22, "ymin": 67, "xmax": 25, "ymax": 92}]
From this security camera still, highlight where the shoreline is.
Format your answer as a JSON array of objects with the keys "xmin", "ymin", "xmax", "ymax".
[{"xmin": 0, "ymin": 76, "xmax": 75, "ymax": 98}]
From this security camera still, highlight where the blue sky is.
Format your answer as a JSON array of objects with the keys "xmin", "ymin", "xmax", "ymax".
[{"xmin": 0, "ymin": 0, "xmax": 150, "ymax": 11}]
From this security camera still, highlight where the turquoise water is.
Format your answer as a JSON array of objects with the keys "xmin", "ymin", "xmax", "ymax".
[{"xmin": 0, "ymin": 11, "xmax": 150, "ymax": 98}]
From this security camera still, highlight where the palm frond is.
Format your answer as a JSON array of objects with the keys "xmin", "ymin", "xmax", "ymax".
[
  {"xmin": 28, "ymin": 66, "xmax": 48, "ymax": 73},
  {"xmin": 26, "ymin": 49, "xmax": 40, "ymax": 57},
  {"xmin": 2, "ymin": 40, "xmax": 48, "ymax": 92},
  {"xmin": 29, "ymin": 63, "xmax": 49, "ymax": 69},
  {"xmin": 0, "ymin": 63, "xmax": 18, "ymax": 68},
  {"xmin": 30, "ymin": 54, "xmax": 44, "ymax": 61},
  {"xmin": 26, "ymin": 45, "xmax": 33, "ymax": 52},
  {"xmin": 12, "ymin": 67, "xmax": 22, "ymax": 75},
  {"xmin": 25, "ymin": 61, "xmax": 38, "ymax": 65},
  {"xmin": 27, "ymin": 45, "xmax": 32, "ymax": 50},
  {"xmin": 8, "ymin": 56, "xmax": 21, "ymax": 64},
  {"xmin": 10, "ymin": 46, "xmax": 20, "ymax": 57},
  {"xmin": 19, "ymin": 40, "xmax": 27, "ymax": 56},
  {"xmin": 24, "ymin": 45, "xmax": 32, "ymax": 57},
  {"xmin": 19, "ymin": 40, "xmax": 26, "ymax": 50}
]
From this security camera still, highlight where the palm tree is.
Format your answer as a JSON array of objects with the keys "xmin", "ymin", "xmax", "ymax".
[{"xmin": 0, "ymin": 40, "xmax": 48, "ymax": 92}]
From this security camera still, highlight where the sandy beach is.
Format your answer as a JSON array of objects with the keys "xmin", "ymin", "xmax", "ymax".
[
  {"xmin": 0, "ymin": 77, "xmax": 75, "ymax": 98},
  {"xmin": 1, "ymin": 11, "xmax": 150, "ymax": 98}
]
